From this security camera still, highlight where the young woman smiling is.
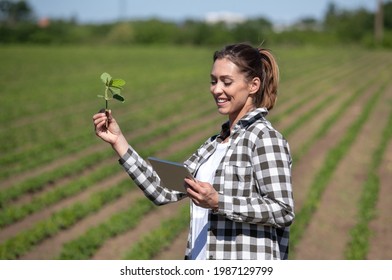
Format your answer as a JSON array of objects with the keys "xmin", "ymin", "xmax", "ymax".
[{"xmin": 93, "ymin": 43, "xmax": 294, "ymax": 260}]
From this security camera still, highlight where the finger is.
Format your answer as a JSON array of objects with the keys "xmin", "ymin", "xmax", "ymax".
[
  {"xmin": 187, "ymin": 187, "xmax": 203, "ymax": 203},
  {"xmin": 95, "ymin": 118, "xmax": 108, "ymax": 131},
  {"xmin": 185, "ymin": 178, "xmax": 200, "ymax": 188},
  {"xmin": 184, "ymin": 177, "xmax": 193, "ymax": 186},
  {"xmin": 187, "ymin": 192, "xmax": 200, "ymax": 204},
  {"xmin": 186, "ymin": 186, "xmax": 196, "ymax": 196},
  {"xmin": 186, "ymin": 185, "xmax": 195, "ymax": 196},
  {"xmin": 93, "ymin": 113, "xmax": 106, "ymax": 121},
  {"xmin": 93, "ymin": 116, "xmax": 106, "ymax": 127},
  {"xmin": 192, "ymin": 199, "xmax": 200, "ymax": 206}
]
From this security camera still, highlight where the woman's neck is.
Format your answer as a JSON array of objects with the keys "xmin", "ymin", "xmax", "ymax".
[{"xmin": 228, "ymin": 106, "xmax": 255, "ymax": 130}]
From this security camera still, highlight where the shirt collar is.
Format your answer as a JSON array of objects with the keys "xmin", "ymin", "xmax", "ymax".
[
  {"xmin": 237, "ymin": 107, "xmax": 269, "ymax": 128},
  {"xmin": 218, "ymin": 107, "xmax": 269, "ymax": 141}
]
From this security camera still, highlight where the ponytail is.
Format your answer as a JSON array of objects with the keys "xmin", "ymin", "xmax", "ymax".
[{"xmin": 257, "ymin": 48, "xmax": 279, "ymax": 110}]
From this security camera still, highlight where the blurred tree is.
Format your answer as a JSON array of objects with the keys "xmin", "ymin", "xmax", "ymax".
[
  {"xmin": 384, "ymin": 1, "xmax": 392, "ymax": 28},
  {"xmin": 106, "ymin": 22, "xmax": 134, "ymax": 44},
  {"xmin": 374, "ymin": 0, "xmax": 384, "ymax": 43},
  {"xmin": 232, "ymin": 18, "xmax": 273, "ymax": 44},
  {"xmin": 0, "ymin": 0, "xmax": 33, "ymax": 26},
  {"xmin": 381, "ymin": 1, "xmax": 392, "ymax": 47},
  {"xmin": 0, "ymin": 0, "xmax": 391, "ymax": 48},
  {"xmin": 323, "ymin": 3, "xmax": 374, "ymax": 43},
  {"xmin": 338, "ymin": 9, "xmax": 373, "ymax": 42},
  {"xmin": 324, "ymin": 2, "xmax": 339, "ymax": 31},
  {"xmin": 132, "ymin": 19, "xmax": 179, "ymax": 44}
]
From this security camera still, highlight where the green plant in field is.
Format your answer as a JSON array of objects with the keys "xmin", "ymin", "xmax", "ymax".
[
  {"xmin": 0, "ymin": 181, "xmax": 131, "ymax": 259},
  {"xmin": 97, "ymin": 72, "xmax": 126, "ymax": 118},
  {"xmin": 123, "ymin": 204, "xmax": 190, "ymax": 260}
]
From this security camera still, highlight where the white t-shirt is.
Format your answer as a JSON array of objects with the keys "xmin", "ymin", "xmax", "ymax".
[{"xmin": 190, "ymin": 142, "xmax": 228, "ymax": 260}]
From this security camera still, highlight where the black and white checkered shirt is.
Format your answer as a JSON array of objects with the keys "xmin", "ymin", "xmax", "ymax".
[{"xmin": 119, "ymin": 108, "xmax": 294, "ymax": 259}]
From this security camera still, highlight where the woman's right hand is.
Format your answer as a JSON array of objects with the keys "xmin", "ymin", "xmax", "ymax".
[{"xmin": 93, "ymin": 110, "xmax": 129, "ymax": 157}]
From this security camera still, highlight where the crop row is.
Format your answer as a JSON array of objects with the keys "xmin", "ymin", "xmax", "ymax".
[
  {"xmin": 0, "ymin": 46, "xmax": 215, "ymax": 181},
  {"xmin": 58, "ymin": 197, "xmax": 156, "ymax": 259},
  {"xmin": 0, "ymin": 162, "xmax": 121, "ymax": 227},
  {"xmin": 0, "ymin": 108, "xmax": 220, "ymax": 228},
  {"xmin": 0, "ymin": 103, "xmax": 214, "ymax": 205},
  {"xmin": 0, "ymin": 151, "xmax": 111, "ymax": 208},
  {"xmin": 345, "ymin": 98, "xmax": 392, "ymax": 259},
  {"xmin": 123, "ymin": 204, "xmax": 190, "ymax": 260},
  {"xmin": 290, "ymin": 63, "xmax": 389, "ymax": 162},
  {"xmin": 0, "ymin": 179, "xmax": 134, "ymax": 259},
  {"xmin": 0, "ymin": 83, "xmax": 209, "ymax": 180},
  {"xmin": 289, "ymin": 77, "xmax": 387, "ymax": 256}
]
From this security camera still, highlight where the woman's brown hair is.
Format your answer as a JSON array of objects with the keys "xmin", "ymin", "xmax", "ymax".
[{"xmin": 213, "ymin": 43, "xmax": 279, "ymax": 110}]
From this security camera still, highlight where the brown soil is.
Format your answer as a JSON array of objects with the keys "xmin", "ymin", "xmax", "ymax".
[
  {"xmin": 93, "ymin": 199, "xmax": 188, "ymax": 260},
  {"xmin": 20, "ymin": 188, "xmax": 141, "ymax": 259},
  {"xmin": 152, "ymin": 229, "xmax": 188, "ymax": 260},
  {"xmin": 0, "ymin": 171, "xmax": 127, "ymax": 243},
  {"xmin": 367, "ymin": 88, "xmax": 392, "ymax": 260},
  {"xmin": 368, "ymin": 141, "xmax": 392, "ymax": 259},
  {"xmin": 293, "ymin": 83, "xmax": 390, "ymax": 259},
  {"xmin": 290, "ymin": 84, "xmax": 377, "ymax": 213}
]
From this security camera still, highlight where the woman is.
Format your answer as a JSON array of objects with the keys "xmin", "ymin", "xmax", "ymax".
[{"xmin": 93, "ymin": 43, "xmax": 294, "ymax": 260}]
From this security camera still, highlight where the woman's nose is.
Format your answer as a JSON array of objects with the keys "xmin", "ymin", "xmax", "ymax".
[{"xmin": 211, "ymin": 82, "xmax": 223, "ymax": 95}]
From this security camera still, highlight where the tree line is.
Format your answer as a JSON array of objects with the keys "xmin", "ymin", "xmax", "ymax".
[{"xmin": 1, "ymin": 0, "xmax": 391, "ymax": 48}]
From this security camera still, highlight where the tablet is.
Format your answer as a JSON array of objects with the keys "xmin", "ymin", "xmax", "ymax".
[{"xmin": 147, "ymin": 157, "xmax": 195, "ymax": 193}]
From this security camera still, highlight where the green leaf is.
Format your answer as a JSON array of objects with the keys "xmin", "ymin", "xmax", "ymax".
[
  {"xmin": 100, "ymin": 72, "xmax": 112, "ymax": 85},
  {"xmin": 111, "ymin": 78, "xmax": 125, "ymax": 88},
  {"xmin": 113, "ymin": 94, "xmax": 125, "ymax": 102},
  {"xmin": 98, "ymin": 72, "xmax": 126, "ymax": 105},
  {"xmin": 109, "ymin": 87, "xmax": 121, "ymax": 95}
]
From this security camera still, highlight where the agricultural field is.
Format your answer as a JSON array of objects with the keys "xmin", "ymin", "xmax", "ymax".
[{"xmin": 0, "ymin": 44, "xmax": 391, "ymax": 260}]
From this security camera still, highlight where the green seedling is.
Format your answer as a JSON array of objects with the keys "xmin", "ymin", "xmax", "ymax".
[{"xmin": 98, "ymin": 72, "xmax": 126, "ymax": 127}]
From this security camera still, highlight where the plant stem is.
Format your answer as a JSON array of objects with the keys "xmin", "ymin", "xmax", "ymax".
[
  {"xmin": 104, "ymin": 87, "xmax": 109, "ymax": 128},
  {"xmin": 105, "ymin": 86, "xmax": 109, "ymax": 111}
]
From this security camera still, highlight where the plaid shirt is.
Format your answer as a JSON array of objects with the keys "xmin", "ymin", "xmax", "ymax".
[{"xmin": 119, "ymin": 108, "xmax": 294, "ymax": 260}]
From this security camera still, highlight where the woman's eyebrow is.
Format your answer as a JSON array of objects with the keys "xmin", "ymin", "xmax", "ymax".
[{"xmin": 210, "ymin": 74, "xmax": 233, "ymax": 79}]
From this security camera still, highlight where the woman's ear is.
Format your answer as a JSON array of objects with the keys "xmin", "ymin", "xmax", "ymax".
[{"xmin": 249, "ymin": 77, "xmax": 261, "ymax": 95}]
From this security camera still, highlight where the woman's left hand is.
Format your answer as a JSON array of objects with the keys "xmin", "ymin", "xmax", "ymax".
[{"xmin": 185, "ymin": 178, "xmax": 219, "ymax": 210}]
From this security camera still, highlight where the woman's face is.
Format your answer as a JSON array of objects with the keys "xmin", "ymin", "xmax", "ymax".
[{"xmin": 210, "ymin": 58, "xmax": 258, "ymax": 124}]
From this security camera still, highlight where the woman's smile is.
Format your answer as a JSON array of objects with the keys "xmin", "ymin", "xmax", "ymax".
[{"xmin": 216, "ymin": 97, "xmax": 230, "ymax": 106}]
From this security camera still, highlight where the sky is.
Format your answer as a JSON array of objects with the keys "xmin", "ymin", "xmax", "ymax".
[{"xmin": 28, "ymin": 0, "xmax": 376, "ymax": 25}]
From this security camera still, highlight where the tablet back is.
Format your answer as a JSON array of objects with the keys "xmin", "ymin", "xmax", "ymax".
[{"xmin": 147, "ymin": 157, "xmax": 194, "ymax": 192}]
